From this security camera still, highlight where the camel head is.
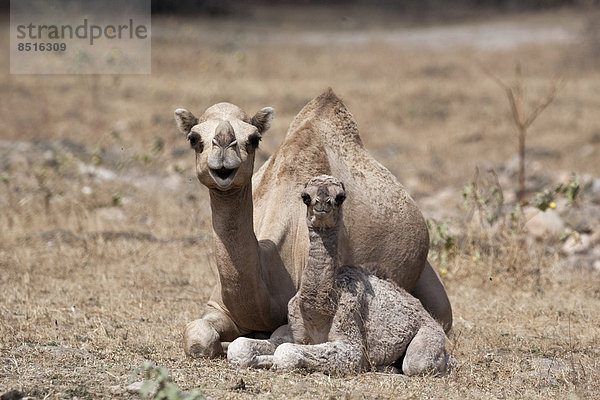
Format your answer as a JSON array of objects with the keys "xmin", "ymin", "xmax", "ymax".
[
  {"xmin": 174, "ymin": 103, "xmax": 274, "ymax": 190},
  {"xmin": 301, "ymin": 175, "xmax": 346, "ymax": 230}
]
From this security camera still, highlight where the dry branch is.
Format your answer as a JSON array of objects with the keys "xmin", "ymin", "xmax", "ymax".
[{"xmin": 480, "ymin": 62, "xmax": 564, "ymax": 202}]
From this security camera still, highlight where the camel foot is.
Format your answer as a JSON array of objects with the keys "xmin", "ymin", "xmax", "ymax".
[
  {"xmin": 272, "ymin": 343, "xmax": 302, "ymax": 372},
  {"xmin": 227, "ymin": 337, "xmax": 279, "ymax": 368},
  {"xmin": 401, "ymin": 324, "xmax": 447, "ymax": 376},
  {"xmin": 184, "ymin": 319, "xmax": 222, "ymax": 358}
]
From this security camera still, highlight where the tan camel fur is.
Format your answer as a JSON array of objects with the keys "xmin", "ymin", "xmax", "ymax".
[
  {"xmin": 229, "ymin": 176, "xmax": 448, "ymax": 376},
  {"xmin": 174, "ymin": 89, "xmax": 452, "ymax": 358}
]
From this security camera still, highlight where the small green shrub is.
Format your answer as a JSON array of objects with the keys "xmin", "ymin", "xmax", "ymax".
[
  {"xmin": 132, "ymin": 362, "xmax": 205, "ymax": 400},
  {"xmin": 427, "ymin": 219, "xmax": 456, "ymax": 274}
]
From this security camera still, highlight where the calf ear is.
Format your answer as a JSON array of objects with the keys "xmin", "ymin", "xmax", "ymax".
[
  {"xmin": 174, "ymin": 108, "xmax": 198, "ymax": 135},
  {"xmin": 251, "ymin": 107, "xmax": 274, "ymax": 134}
]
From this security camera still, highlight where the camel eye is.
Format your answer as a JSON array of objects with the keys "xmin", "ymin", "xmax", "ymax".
[
  {"xmin": 247, "ymin": 131, "xmax": 261, "ymax": 149},
  {"xmin": 187, "ymin": 132, "xmax": 203, "ymax": 152},
  {"xmin": 335, "ymin": 193, "xmax": 346, "ymax": 205},
  {"xmin": 301, "ymin": 192, "xmax": 311, "ymax": 206}
]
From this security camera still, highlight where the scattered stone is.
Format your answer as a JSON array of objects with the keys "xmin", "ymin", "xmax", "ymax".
[
  {"xmin": 514, "ymin": 357, "xmax": 572, "ymax": 387},
  {"xmin": 562, "ymin": 233, "xmax": 591, "ymax": 256},
  {"xmin": 560, "ymin": 203, "xmax": 600, "ymax": 234},
  {"xmin": 77, "ymin": 162, "xmax": 117, "ymax": 181},
  {"xmin": 94, "ymin": 207, "xmax": 127, "ymax": 222},
  {"xmin": 109, "ymin": 385, "xmax": 122, "ymax": 394},
  {"xmin": 419, "ymin": 187, "xmax": 460, "ymax": 221},
  {"xmin": 530, "ymin": 357, "xmax": 571, "ymax": 385},
  {"xmin": 523, "ymin": 207, "xmax": 565, "ymax": 239},
  {"xmin": 41, "ymin": 344, "xmax": 92, "ymax": 359},
  {"xmin": 126, "ymin": 381, "xmax": 157, "ymax": 396}
]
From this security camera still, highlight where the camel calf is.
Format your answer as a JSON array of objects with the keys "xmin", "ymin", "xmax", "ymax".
[{"xmin": 229, "ymin": 175, "xmax": 450, "ymax": 375}]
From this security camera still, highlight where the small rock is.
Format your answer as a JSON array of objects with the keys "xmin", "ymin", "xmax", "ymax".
[
  {"xmin": 126, "ymin": 381, "xmax": 156, "ymax": 396},
  {"xmin": 562, "ymin": 233, "xmax": 591, "ymax": 255},
  {"xmin": 514, "ymin": 357, "xmax": 571, "ymax": 387},
  {"xmin": 560, "ymin": 203, "xmax": 600, "ymax": 234},
  {"xmin": 77, "ymin": 162, "xmax": 117, "ymax": 181},
  {"xmin": 109, "ymin": 385, "xmax": 122, "ymax": 394},
  {"xmin": 531, "ymin": 357, "xmax": 571, "ymax": 385},
  {"xmin": 590, "ymin": 178, "xmax": 600, "ymax": 197},
  {"xmin": 590, "ymin": 229, "xmax": 600, "ymax": 246},
  {"xmin": 94, "ymin": 207, "xmax": 127, "ymax": 222},
  {"xmin": 524, "ymin": 207, "xmax": 565, "ymax": 239}
]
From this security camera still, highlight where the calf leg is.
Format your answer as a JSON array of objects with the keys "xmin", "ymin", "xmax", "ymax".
[
  {"xmin": 273, "ymin": 342, "xmax": 364, "ymax": 374},
  {"xmin": 227, "ymin": 324, "xmax": 293, "ymax": 368},
  {"xmin": 401, "ymin": 322, "xmax": 447, "ymax": 376}
]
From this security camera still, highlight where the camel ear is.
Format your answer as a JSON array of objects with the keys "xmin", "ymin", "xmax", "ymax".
[
  {"xmin": 174, "ymin": 108, "xmax": 198, "ymax": 135},
  {"xmin": 251, "ymin": 107, "xmax": 274, "ymax": 134}
]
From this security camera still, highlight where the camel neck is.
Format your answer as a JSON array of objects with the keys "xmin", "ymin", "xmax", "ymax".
[
  {"xmin": 209, "ymin": 184, "xmax": 256, "ymax": 240},
  {"xmin": 299, "ymin": 226, "xmax": 340, "ymax": 316},
  {"xmin": 307, "ymin": 227, "xmax": 340, "ymax": 271},
  {"xmin": 209, "ymin": 183, "xmax": 262, "ymax": 303}
]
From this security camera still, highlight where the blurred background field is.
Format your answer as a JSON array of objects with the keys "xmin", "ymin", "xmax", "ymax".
[{"xmin": 1, "ymin": 1, "xmax": 600, "ymax": 398}]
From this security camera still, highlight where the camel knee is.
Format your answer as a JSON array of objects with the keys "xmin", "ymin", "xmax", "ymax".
[
  {"xmin": 401, "ymin": 326, "xmax": 447, "ymax": 376},
  {"xmin": 269, "ymin": 324, "xmax": 293, "ymax": 344},
  {"xmin": 183, "ymin": 319, "xmax": 222, "ymax": 358}
]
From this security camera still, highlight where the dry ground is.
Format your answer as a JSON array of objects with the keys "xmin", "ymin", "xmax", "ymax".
[{"xmin": 1, "ymin": 6, "xmax": 600, "ymax": 399}]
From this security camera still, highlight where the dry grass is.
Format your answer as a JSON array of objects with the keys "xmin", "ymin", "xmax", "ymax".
[{"xmin": 1, "ymin": 6, "xmax": 600, "ymax": 399}]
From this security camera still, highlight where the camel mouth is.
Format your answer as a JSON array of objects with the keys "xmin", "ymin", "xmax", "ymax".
[{"xmin": 209, "ymin": 167, "xmax": 238, "ymax": 188}]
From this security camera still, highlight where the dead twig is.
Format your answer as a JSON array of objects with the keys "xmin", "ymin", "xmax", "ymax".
[{"xmin": 479, "ymin": 61, "xmax": 564, "ymax": 202}]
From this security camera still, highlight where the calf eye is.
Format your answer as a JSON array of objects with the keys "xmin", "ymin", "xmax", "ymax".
[{"xmin": 301, "ymin": 192, "xmax": 311, "ymax": 206}]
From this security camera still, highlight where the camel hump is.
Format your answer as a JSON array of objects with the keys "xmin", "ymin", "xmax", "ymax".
[{"xmin": 287, "ymin": 88, "xmax": 363, "ymax": 147}]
